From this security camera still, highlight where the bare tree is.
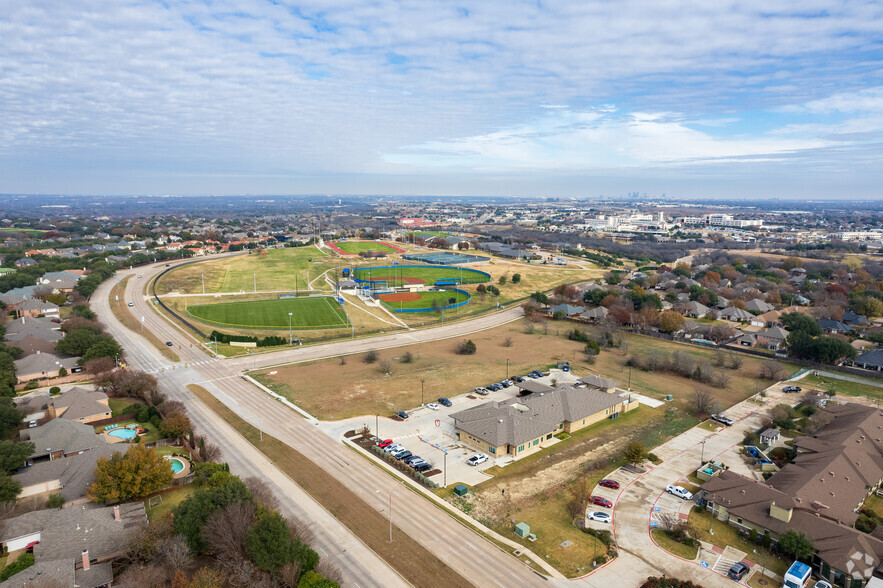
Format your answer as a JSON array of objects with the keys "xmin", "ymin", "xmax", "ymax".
[
  {"xmin": 203, "ymin": 501, "xmax": 256, "ymax": 560},
  {"xmin": 694, "ymin": 388, "xmax": 713, "ymax": 416},
  {"xmin": 525, "ymin": 322, "xmax": 536, "ymax": 334},
  {"xmin": 156, "ymin": 399, "xmax": 186, "ymax": 418},
  {"xmin": 379, "ymin": 359, "xmax": 393, "ymax": 375},
  {"xmin": 502, "ymin": 336, "xmax": 513, "ymax": 348},
  {"xmin": 805, "ymin": 411, "xmax": 832, "ymax": 434},
  {"xmin": 400, "ymin": 351, "xmax": 413, "ymax": 363},
  {"xmin": 760, "ymin": 361, "xmax": 785, "ymax": 381},
  {"xmin": 316, "ymin": 561, "xmax": 344, "ymax": 585},
  {"xmin": 567, "ymin": 477, "xmax": 592, "ymax": 521},
  {"xmin": 115, "ymin": 564, "xmax": 167, "ymax": 588},
  {"xmin": 338, "ymin": 355, "xmax": 346, "ymax": 365},
  {"xmin": 223, "ymin": 557, "xmax": 273, "ymax": 588},
  {"xmin": 286, "ymin": 516, "xmax": 315, "ymax": 546},
  {"xmin": 727, "ymin": 353, "xmax": 743, "ymax": 370},
  {"xmin": 363, "ymin": 350, "xmax": 378, "ymax": 364},
  {"xmin": 713, "ymin": 369, "xmax": 731, "ymax": 389},
  {"xmin": 156, "ymin": 536, "xmax": 193, "ymax": 569},
  {"xmin": 279, "ymin": 560, "xmax": 303, "ymax": 588},
  {"xmin": 244, "ymin": 478, "xmax": 278, "ymax": 511},
  {"xmin": 715, "ymin": 349, "xmax": 727, "ymax": 367}
]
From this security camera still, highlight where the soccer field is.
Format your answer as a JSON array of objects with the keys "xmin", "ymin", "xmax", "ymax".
[
  {"xmin": 352, "ymin": 264, "xmax": 489, "ymax": 286},
  {"xmin": 187, "ymin": 296, "xmax": 350, "ymax": 329},
  {"xmin": 328, "ymin": 241, "xmax": 405, "ymax": 255},
  {"xmin": 377, "ymin": 289, "xmax": 470, "ymax": 312}
]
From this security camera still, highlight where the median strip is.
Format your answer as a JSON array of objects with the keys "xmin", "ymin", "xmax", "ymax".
[
  {"xmin": 187, "ymin": 384, "xmax": 473, "ymax": 588},
  {"xmin": 109, "ymin": 276, "xmax": 181, "ymax": 362}
]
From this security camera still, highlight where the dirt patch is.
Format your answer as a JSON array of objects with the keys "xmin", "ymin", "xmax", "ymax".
[{"xmin": 378, "ymin": 292, "xmax": 422, "ymax": 302}]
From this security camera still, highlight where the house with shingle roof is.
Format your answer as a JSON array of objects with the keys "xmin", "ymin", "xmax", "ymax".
[
  {"xmin": 1, "ymin": 502, "xmax": 146, "ymax": 588},
  {"xmin": 36, "ymin": 270, "xmax": 84, "ymax": 293},
  {"xmin": 579, "ymin": 306, "xmax": 608, "ymax": 323},
  {"xmin": 21, "ymin": 418, "xmax": 106, "ymax": 461},
  {"xmin": 14, "ymin": 352, "xmax": 79, "ymax": 383},
  {"xmin": 756, "ymin": 326, "xmax": 789, "ymax": 350},
  {"xmin": 854, "ymin": 349, "xmax": 883, "ymax": 372},
  {"xmin": 13, "ymin": 443, "xmax": 123, "ymax": 503},
  {"xmin": 13, "ymin": 297, "xmax": 59, "ymax": 319},
  {"xmin": 4, "ymin": 318, "xmax": 63, "ymax": 344},
  {"xmin": 818, "ymin": 319, "xmax": 852, "ymax": 335},
  {"xmin": 682, "ymin": 300, "xmax": 710, "ymax": 318},
  {"xmin": 452, "ymin": 385, "xmax": 637, "ymax": 459},
  {"xmin": 547, "ymin": 303, "xmax": 585, "ymax": 317},
  {"xmin": 744, "ymin": 298, "xmax": 776, "ymax": 313},
  {"xmin": 699, "ymin": 405, "xmax": 883, "ymax": 586},
  {"xmin": 49, "ymin": 387, "xmax": 111, "ymax": 424},
  {"xmin": 716, "ymin": 306, "xmax": 754, "ymax": 322}
]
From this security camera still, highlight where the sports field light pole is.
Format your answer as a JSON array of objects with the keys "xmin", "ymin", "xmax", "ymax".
[{"xmin": 288, "ymin": 312, "xmax": 293, "ymax": 346}]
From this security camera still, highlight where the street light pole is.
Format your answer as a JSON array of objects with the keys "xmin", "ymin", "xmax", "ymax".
[
  {"xmin": 288, "ymin": 312, "xmax": 293, "ymax": 346},
  {"xmin": 444, "ymin": 451, "xmax": 447, "ymax": 487},
  {"xmin": 421, "ymin": 379, "xmax": 425, "ymax": 406},
  {"xmin": 506, "ymin": 358, "xmax": 510, "ymax": 380},
  {"xmin": 700, "ymin": 438, "xmax": 707, "ymax": 466}
]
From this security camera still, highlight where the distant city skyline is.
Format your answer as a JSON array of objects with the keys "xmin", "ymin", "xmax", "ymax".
[{"xmin": 3, "ymin": 1, "xmax": 883, "ymax": 198}]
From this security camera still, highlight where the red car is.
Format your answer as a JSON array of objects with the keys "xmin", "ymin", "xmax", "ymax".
[
  {"xmin": 377, "ymin": 439, "xmax": 393, "ymax": 449},
  {"xmin": 599, "ymin": 479, "xmax": 620, "ymax": 490},
  {"xmin": 25, "ymin": 541, "xmax": 39, "ymax": 553},
  {"xmin": 592, "ymin": 495, "xmax": 613, "ymax": 508}
]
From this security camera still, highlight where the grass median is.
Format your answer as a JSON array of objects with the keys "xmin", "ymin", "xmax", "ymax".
[
  {"xmin": 109, "ymin": 277, "xmax": 180, "ymax": 362},
  {"xmin": 187, "ymin": 384, "xmax": 473, "ymax": 588}
]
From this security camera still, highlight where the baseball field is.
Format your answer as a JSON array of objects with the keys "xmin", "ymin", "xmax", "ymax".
[
  {"xmin": 186, "ymin": 296, "xmax": 350, "ymax": 329},
  {"xmin": 376, "ymin": 289, "xmax": 469, "ymax": 311}
]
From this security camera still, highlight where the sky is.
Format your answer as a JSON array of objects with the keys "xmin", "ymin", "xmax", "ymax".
[{"xmin": 2, "ymin": 1, "xmax": 883, "ymax": 199}]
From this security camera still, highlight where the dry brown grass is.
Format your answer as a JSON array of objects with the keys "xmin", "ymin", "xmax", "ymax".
[{"xmin": 187, "ymin": 384, "xmax": 472, "ymax": 588}]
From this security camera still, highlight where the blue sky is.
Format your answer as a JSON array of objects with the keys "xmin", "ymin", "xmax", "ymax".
[{"xmin": 2, "ymin": 1, "xmax": 883, "ymax": 198}]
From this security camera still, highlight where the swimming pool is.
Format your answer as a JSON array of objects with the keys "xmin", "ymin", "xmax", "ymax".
[
  {"xmin": 169, "ymin": 458, "xmax": 185, "ymax": 473},
  {"xmin": 108, "ymin": 428, "xmax": 137, "ymax": 440}
]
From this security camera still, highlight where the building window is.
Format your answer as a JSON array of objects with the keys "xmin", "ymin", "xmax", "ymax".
[
  {"xmin": 518, "ymin": 445, "xmax": 524, "ymax": 452},
  {"xmin": 737, "ymin": 518, "xmax": 742, "ymax": 524},
  {"xmin": 489, "ymin": 447, "xmax": 495, "ymax": 454},
  {"xmin": 533, "ymin": 439, "xmax": 539, "ymax": 446}
]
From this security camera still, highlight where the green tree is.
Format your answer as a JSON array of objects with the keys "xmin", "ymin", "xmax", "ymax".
[
  {"xmin": 530, "ymin": 291, "xmax": 548, "ymax": 304},
  {"xmin": 160, "ymin": 412, "xmax": 192, "ymax": 439},
  {"xmin": 498, "ymin": 276, "xmax": 507, "ymax": 285},
  {"xmin": 81, "ymin": 335, "xmax": 124, "ymax": 363},
  {"xmin": 246, "ymin": 509, "xmax": 318, "ymax": 574},
  {"xmin": 297, "ymin": 571, "xmax": 340, "ymax": 588},
  {"xmin": 0, "ymin": 398, "xmax": 23, "ymax": 435},
  {"xmin": 780, "ymin": 313, "xmax": 821, "ymax": 337},
  {"xmin": 87, "ymin": 445, "xmax": 173, "ymax": 504},
  {"xmin": 658, "ymin": 310, "xmax": 685, "ymax": 333},
  {"xmin": 778, "ymin": 530, "xmax": 814, "ymax": 561},
  {"xmin": 0, "ymin": 552, "xmax": 34, "ymax": 581},
  {"xmin": 0, "ymin": 441, "xmax": 34, "ymax": 473},
  {"xmin": 173, "ymin": 476, "xmax": 251, "ymax": 554},
  {"xmin": 512, "ymin": 273, "xmax": 522, "ymax": 284},
  {"xmin": 55, "ymin": 327, "xmax": 100, "ymax": 355},
  {"xmin": 623, "ymin": 441, "xmax": 647, "ymax": 464}
]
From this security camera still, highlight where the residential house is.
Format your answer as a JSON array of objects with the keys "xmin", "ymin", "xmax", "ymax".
[
  {"xmin": 0, "ymin": 285, "xmax": 38, "ymax": 306},
  {"xmin": 1, "ymin": 502, "xmax": 146, "ymax": 588},
  {"xmin": 735, "ymin": 332, "xmax": 757, "ymax": 347},
  {"xmin": 21, "ymin": 418, "xmax": 106, "ymax": 461},
  {"xmin": 13, "ymin": 443, "xmax": 123, "ymax": 503},
  {"xmin": 13, "ymin": 297, "xmax": 59, "ymax": 319},
  {"xmin": 4, "ymin": 317, "xmax": 64, "ymax": 344},
  {"xmin": 11, "ymin": 334, "xmax": 58, "ymax": 357},
  {"xmin": 452, "ymin": 384, "xmax": 638, "ymax": 459},
  {"xmin": 751, "ymin": 309, "xmax": 781, "ymax": 328},
  {"xmin": 854, "ymin": 349, "xmax": 883, "ymax": 372},
  {"xmin": 548, "ymin": 304, "xmax": 585, "ymax": 317},
  {"xmin": 844, "ymin": 310, "xmax": 871, "ymax": 328},
  {"xmin": 577, "ymin": 375, "xmax": 620, "ymax": 393},
  {"xmin": 579, "ymin": 306, "xmax": 608, "ymax": 323},
  {"xmin": 682, "ymin": 300, "xmax": 710, "ymax": 319},
  {"xmin": 14, "ymin": 352, "xmax": 79, "ymax": 383},
  {"xmin": 818, "ymin": 319, "xmax": 852, "ymax": 335},
  {"xmin": 36, "ymin": 270, "xmax": 83, "ymax": 293},
  {"xmin": 745, "ymin": 299, "xmax": 776, "ymax": 313},
  {"xmin": 756, "ymin": 326, "xmax": 790, "ymax": 351},
  {"xmin": 717, "ymin": 307, "xmax": 754, "ymax": 322},
  {"xmin": 48, "ymin": 387, "xmax": 112, "ymax": 424}
]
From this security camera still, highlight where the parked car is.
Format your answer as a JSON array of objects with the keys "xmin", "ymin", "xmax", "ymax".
[
  {"xmin": 527, "ymin": 373, "xmax": 540, "ymax": 379},
  {"xmin": 403, "ymin": 455, "xmax": 423, "ymax": 466},
  {"xmin": 501, "ymin": 380, "xmax": 513, "ymax": 388},
  {"xmin": 710, "ymin": 413, "xmax": 734, "ymax": 426},
  {"xmin": 474, "ymin": 387, "xmax": 489, "ymax": 395},
  {"xmin": 514, "ymin": 376, "xmax": 525, "ymax": 383},
  {"xmin": 414, "ymin": 462, "xmax": 433, "ymax": 472},
  {"xmin": 783, "ymin": 385, "xmax": 802, "ymax": 393},
  {"xmin": 487, "ymin": 383, "xmax": 502, "ymax": 391},
  {"xmin": 25, "ymin": 541, "xmax": 39, "ymax": 554},
  {"xmin": 377, "ymin": 439, "xmax": 393, "ymax": 448},
  {"xmin": 392, "ymin": 450, "xmax": 412, "ymax": 461},
  {"xmin": 530, "ymin": 370, "xmax": 543, "ymax": 377},
  {"xmin": 666, "ymin": 485, "xmax": 693, "ymax": 500},
  {"xmin": 395, "ymin": 410, "xmax": 409, "ymax": 420},
  {"xmin": 438, "ymin": 397, "xmax": 452, "ymax": 407},
  {"xmin": 814, "ymin": 581, "xmax": 832, "ymax": 588},
  {"xmin": 599, "ymin": 479, "xmax": 620, "ymax": 489},
  {"xmin": 384, "ymin": 443, "xmax": 404, "ymax": 454},
  {"xmin": 28, "ymin": 420, "xmax": 37, "ymax": 428},
  {"xmin": 587, "ymin": 511, "xmax": 612, "ymax": 523},
  {"xmin": 467, "ymin": 453, "xmax": 489, "ymax": 466},
  {"xmin": 727, "ymin": 562, "xmax": 750, "ymax": 581},
  {"xmin": 136, "ymin": 275, "xmax": 142, "ymax": 278},
  {"xmin": 166, "ymin": 341, "xmax": 173, "ymax": 346},
  {"xmin": 127, "ymin": 301, "xmax": 134, "ymax": 307},
  {"xmin": 426, "ymin": 402, "xmax": 439, "ymax": 411},
  {"xmin": 591, "ymin": 495, "xmax": 613, "ymax": 508},
  {"xmin": 408, "ymin": 459, "xmax": 428, "ymax": 469}
]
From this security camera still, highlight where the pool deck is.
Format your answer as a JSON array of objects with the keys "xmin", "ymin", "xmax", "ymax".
[{"xmin": 166, "ymin": 456, "xmax": 192, "ymax": 479}]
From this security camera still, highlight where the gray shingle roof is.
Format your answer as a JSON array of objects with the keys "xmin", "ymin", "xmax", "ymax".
[
  {"xmin": 452, "ymin": 386, "xmax": 626, "ymax": 447},
  {"xmin": 51, "ymin": 388, "xmax": 110, "ymax": 422},
  {"xmin": 578, "ymin": 375, "xmax": 621, "ymax": 390},
  {"xmin": 24, "ymin": 419, "xmax": 106, "ymax": 459},
  {"xmin": 857, "ymin": 349, "xmax": 883, "ymax": 368},
  {"xmin": 13, "ymin": 444, "xmax": 124, "ymax": 501},
  {"xmin": 4, "ymin": 317, "xmax": 63, "ymax": 342},
  {"xmin": 3, "ymin": 558, "xmax": 75, "ymax": 587},
  {"xmin": 14, "ymin": 353, "xmax": 79, "ymax": 378}
]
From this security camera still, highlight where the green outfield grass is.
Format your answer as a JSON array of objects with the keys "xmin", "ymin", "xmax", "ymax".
[
  {"xmin": 0, "ymin": 228, "xmax": 47, "ymax": 235},
  {"xmin": 331, "ymin": 241, "xmax": 400, "ymax": 254},
  {"xmin": 352, "ymin": 264, "xmax": 489, "ymax": 286},
  {"xmin": 187, "ymin": 296, "xmax": 350, "ymax": 329},
  {"xmin": 378, "ymin": 289, "xmax": 469, "ymax": 312}
]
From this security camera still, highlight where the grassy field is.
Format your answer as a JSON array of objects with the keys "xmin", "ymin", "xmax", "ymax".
[
  {"xmin": 155, "ymin": 246, "xmax": 335, "ymax": 294},
  {"xmin": 254, "ymin": 319, "xmax": 790, "ymax": 421},
  {"xmin": 651, "ymin": 529, "xmax": 698, "ymax": 560},
  {"xmin": 0, "ymin": 228, "xmax": 46, "ymax": 235},
  {"xmin": 353, "ymin": 264, "xmax": 490, "ymax": 286},
  {"xmin": 107, "ymin": 397, "xmax": 143, "ymax": 417},
  {"xmin": 187, "ymin": 296, "xmax": 350, "ymax": 330},
  {"xmin": 330, "ymin": 241, "xmax": 401, "ymax": 254},
  {"xmin": 378, "ymin": 289, "xmax": 469, "ymax": 312},
  {"xmin": 187, "ymin": 384, "xmax": 473, "ymax": 588},
  {"xmin": 801, "ymin": 373, "xmax": 883, "ymax": 401},
  {"xmin": 109, "ymin": 277, "xmax": 181, "ymax": 362},
  {"xmin": 145, "ymin": 483, "xmax": 196, "ymax": 521}
]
